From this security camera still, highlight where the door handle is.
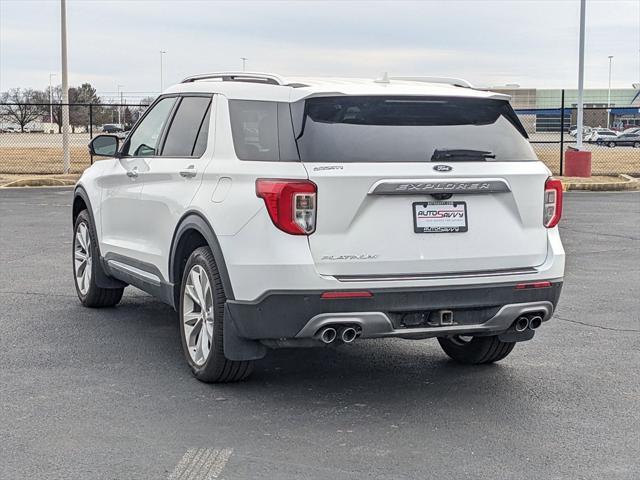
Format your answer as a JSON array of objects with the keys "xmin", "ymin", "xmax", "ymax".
[
  {"xmin": 179, "ymin": 165, "xmax": 197, "ymax": 178},
  {"xmin": 126, "ymin": 166, "xmax": 139, "ymax": 178}
]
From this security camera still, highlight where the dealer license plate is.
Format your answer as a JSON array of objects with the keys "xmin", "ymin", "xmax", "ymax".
[{"xmin": 413, "ymin": 201, "xmax": 468, "ymax": 233}]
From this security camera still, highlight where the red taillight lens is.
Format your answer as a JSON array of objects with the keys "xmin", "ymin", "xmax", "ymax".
[
  {"xmin": 256, "ymin": 179, "xmax": 317, "ymax": 235},
  {"xmin": 543, "ymin": 177, "xmax": 563, "ymax": 228}
]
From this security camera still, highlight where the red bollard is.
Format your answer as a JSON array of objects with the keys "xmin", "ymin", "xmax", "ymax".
[{"xmin": 564, "ymin": 149, "xmax": 592, "ymax": 177}]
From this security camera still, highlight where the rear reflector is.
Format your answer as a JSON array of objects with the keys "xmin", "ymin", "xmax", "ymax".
[
  {"xmin": 321, "ymin": 291, "xmax": 373, "ymax": 299},
  {"xmin": 515, "ymin": 281, "xmax": 552, "ymax": 290}
]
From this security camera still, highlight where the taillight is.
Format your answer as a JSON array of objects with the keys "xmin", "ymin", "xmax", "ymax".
[
  {"xmin": 256, "ymin": 179, "xmax": 317, "ymax": 235},
  {"xmin": 543, "ymin": 177, "xmax": 563, "ymax": 228}
]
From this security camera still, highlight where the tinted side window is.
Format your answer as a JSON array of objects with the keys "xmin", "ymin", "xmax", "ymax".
[
  {"xmin": 124, "ymin": 97, "xmax": 176, "ymax": 157},
  {"xmin": 229, "ymin": 100, "xmax": 278, "ymax": 161},
  {"xmin": 162, "ymin": 96, "xmax": 212, "ymax": 157},
  {"xmin": 228, "ymin": 100, "xmax": 299, "ymax": 161}
]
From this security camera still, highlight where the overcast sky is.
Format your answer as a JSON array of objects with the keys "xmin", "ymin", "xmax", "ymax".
[{"xmin": 1, "ymin": 0, "xmax": 639, "ymax": 98}]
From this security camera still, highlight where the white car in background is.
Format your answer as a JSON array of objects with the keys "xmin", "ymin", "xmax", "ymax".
[
  {"xmin": 621, "ymin": 127, "xmax": 640, "ymax": 136},
  {"xmin": 589, "ymin": 128, "xmax": 618, "ymax": 143},
  {"xmin": 569, "ymin": 126, "xmax": 592, "ymax": 139},
  {"xmin": 72, "ymin": 72, "xmax": 565, "ymax": 382}
]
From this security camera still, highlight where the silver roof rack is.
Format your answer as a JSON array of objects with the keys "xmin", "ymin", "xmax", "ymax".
[
  {"xmin": 181, "ymin": 72, "xmax": 286, "ymax": 85},
  {"xmin": 389, "ymin": 76, "xmax": 473, "ymax": 88}
]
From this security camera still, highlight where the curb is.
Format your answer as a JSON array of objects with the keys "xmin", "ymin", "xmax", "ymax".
[
  {"xmin": 561, "ymin": 175, "xmax": 640, "ymax": 192},
  {"xmin": 0, "ymin": 178, "xmax": 77, "ymax": 188}
]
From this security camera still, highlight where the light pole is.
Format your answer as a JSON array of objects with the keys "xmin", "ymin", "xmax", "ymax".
[
  {"xmin": 607, "ymin": 55, "xmax": 613, "ymax": 129},
  {"xmin": 240, "ymin": 57, "xmax": 248, "ymax": 72},
  {"xmin": 48, "ymin": 73, "xmax": 57, "ymax": 125},
  {"xmin": 60, "ymin": 0, "xmax": 70, "ymax": 173},
  {"xmin": 117, "ymin": 85, "xmax": 124, "ymax": 128},
  {"xmin": 160, "ymin": 50, "xmax": 167, "ymax": 92},
  {"xmin": 576, "ymin": 0, "xmax": 586, "ymax": 150}
]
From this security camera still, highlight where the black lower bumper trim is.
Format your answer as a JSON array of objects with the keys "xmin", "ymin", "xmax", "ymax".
[{"xmin": 225, "ymin": 281, "xmax": 563, "ymax": 341}]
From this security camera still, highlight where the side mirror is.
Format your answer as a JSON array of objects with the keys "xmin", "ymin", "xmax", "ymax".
[{"xmin": 89, "ymin": 135, "xmax": 120, "ymax": 157}]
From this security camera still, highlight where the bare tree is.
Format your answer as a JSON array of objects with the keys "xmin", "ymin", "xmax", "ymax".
[
  {"xmin": 0, "ymin": 89, "xmax": 42, "ymax": 132},
  {"xmin": 121, "ymin": 96, "xmax": 154, "ymax": 128},
  {"xmin": 139, "ymin": 96, "xmax": 156, "ymax": 106}
]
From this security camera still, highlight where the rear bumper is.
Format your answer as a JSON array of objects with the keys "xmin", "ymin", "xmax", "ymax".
[
  {"xmin": 223, "ymin": 280, "xmax": 563, "ymax": 359},
  {"xmin": 220, "ymin": 222, "xmax": 565, "ymax": 302}
]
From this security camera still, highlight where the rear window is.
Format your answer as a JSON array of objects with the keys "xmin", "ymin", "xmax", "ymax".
[{"xmin": 294, "ymin": 96, "xmax": 536, "ymax": 163}]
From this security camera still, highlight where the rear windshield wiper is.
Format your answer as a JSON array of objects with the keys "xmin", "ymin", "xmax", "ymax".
[{"xmin": 431, "ymin": 149, "xmax": 496, "ymax": 161}]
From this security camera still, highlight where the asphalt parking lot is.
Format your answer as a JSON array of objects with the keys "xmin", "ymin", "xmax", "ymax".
[{"xmin": 1, "ymin": 188, "xmax": 639, "ymax": 480}]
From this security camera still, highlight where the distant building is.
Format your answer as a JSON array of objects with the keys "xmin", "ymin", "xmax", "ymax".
[{"xmin": 492, "ymin": 87, "xmax": 640, "ymax": 132}]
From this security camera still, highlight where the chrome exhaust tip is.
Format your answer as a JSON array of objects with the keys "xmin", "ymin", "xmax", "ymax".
[
  {"xmin": 340, "ymin": 327, "xmax": 358, "ymax": 344},
  {"xmin": 529, "ymin": 315, "xmax": 543, "ymax": 330},
  {"xmin": 318, "ymin": 327, "xmax": 337, "ymax": 344},
  {"xmin": 514, "ymin": 316, "xmax": 530, "ymax": 332}
]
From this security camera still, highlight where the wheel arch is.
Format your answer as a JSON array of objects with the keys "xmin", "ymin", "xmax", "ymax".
[
  {"xmin": 73, "ymin": 185, "xmax": 92, "ymax": 225},
  {"xmin": 169, "ymin": 212, "xmax": 235, "ymax": 308},
  {"xmin": 72, "ymin": 185, "xmax": 126, "ymax": 290}
]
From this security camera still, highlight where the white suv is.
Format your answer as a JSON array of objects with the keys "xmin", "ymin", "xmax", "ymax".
[{"xmin": 73, "ymin": 72, "xmax": 565, "ymax": 382}]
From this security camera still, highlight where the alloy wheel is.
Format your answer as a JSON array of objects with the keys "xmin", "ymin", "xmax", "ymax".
[
  {"xmin": 182, "ymin": 265, "xmax": 214, "ymax": 366},
  {"xmin": 74, "ymin": 222, "xmax": 92, "ymax": 295}
]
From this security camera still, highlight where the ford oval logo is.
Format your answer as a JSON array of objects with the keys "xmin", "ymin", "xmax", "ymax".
[{"xmin": 433, "ymin": 164, "xmax": 453, "ymax": 172}]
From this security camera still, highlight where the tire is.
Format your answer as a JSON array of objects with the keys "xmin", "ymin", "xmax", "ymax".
[
  {"xmin": 633, "ymin": 142, "xmax": 640, "ymax": 148},
  {"xmin": 608, "ymin": 141, "xmax": 616, "ymax": 148},
  {"xmin": 73, "ymin": 210, "xmax": 124, "ymax": 307},
  {"xmin": 437, "ymin": 335, "xmax": 515, "ymax": 365},
  {"xmin": 179, "ymin": 246, "xmax": 253, "ymax": 383}
]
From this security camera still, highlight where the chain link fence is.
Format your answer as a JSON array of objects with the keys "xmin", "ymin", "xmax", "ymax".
[
  {"xmin": 1, "ymin": 98, "xmax": 639, "ymax": 176},
  {"xmin": 0, "ymin": 103, "xmax": 148, "ymax": 175},
  {"xmin": 516, "ymin": 105, "xmax": 640, "ymax": 176},
  {"xmin": 509, "ymin": 88, "xmax": 640, "ymax": 176}
]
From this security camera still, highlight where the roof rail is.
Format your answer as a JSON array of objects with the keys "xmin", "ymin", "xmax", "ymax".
[
  {"xmin": 389, "ymin": 76, "xmax": 473, "ymax": 88},
  {"xmin": 181, "ymin": 72, "xmax": 286, "ymax": 85}
]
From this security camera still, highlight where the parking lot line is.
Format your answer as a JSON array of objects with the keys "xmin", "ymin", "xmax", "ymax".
[{"xmin": 169, "ymin": 448, "xmax": 233, "ymax": 480}]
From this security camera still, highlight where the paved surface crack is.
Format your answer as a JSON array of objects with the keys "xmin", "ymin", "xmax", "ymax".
[
  {"xmin": 0, "ymin": 290, "xmax": 148, "ymax": 299},
  {"xmin": 571, "ymin": 246, "xmax": 639, "ymax": 256},
  {"xmin": 5, "ymin": 202, "xmax": 71, "ymax": 207},
  {"xmin": 0, "ymin": 290, "xmax": 77, "ymax": 298},
  {"xmin": 560, "ymin": 227, "xmax": 639, "ymax": 242},
  {"xmin": 555, "ymin": 315, "xmax": 640, "ymax": 333}
]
